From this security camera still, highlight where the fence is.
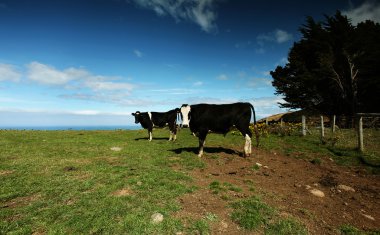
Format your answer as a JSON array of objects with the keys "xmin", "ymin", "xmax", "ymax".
[
  {"xmin": 262, "ymin": 113, "xmax": 380, "ymax": 154},
  {"xmin": 299, "ymin": 113, "xmax": 380, "ymax": 153},
  {"xmin": 356, "ymin": 113, "xmax": 380, "ymax": 152}
]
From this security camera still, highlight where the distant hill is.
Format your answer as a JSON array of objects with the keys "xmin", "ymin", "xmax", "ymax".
[
  {"xmin": 258, "ymin": 110, "xmax": 330, "ymax": 124},
  {"xmin": 257, "ymin": 112, "xmax": 292, "ymax": 123}
]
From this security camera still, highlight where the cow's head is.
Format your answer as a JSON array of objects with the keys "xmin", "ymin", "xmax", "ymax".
[
  {"xmin": 180, "ymin": 104, "xmax": 191, "ymax": 128},
  {"xmin": 131, "ymin": 111, "xmax": 141, "ymax": 124}
]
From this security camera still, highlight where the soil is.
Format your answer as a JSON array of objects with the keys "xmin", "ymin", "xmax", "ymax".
[{"xmin": 173, "ymin": 148, "xmax": 380, "ymax": 234}]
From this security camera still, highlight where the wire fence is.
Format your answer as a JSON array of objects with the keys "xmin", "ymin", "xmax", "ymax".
[{"xmin": 256, "ymin": 114, "xmax": 380, "ymax": 158}]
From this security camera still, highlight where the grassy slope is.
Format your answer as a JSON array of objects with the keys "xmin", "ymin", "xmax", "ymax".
[{"xmin": 0, "ymin": 128, "xmax": 379, "ymax": 234}]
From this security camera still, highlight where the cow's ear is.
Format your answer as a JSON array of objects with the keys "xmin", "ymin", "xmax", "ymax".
[{"xmin": 131, "ymin": 113, "xmax": 135, "ymax": 116}]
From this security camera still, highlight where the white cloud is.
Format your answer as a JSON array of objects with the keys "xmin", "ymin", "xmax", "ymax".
[
  {"xmin": 150, "ymin": 88, "xmax": 200, "ymax": 95},
  {"xmin": 26, "ymin": 61, "xmax": 135, "ymax": 92},
  {"xmin": 255, "ymin": 30, "xmax": 292, "ymax": 54},
  {"xmin": 274, "ymin": 29, "xmax": 293, "ymax": 43},
  {"xmin": 251, "ymin": 96, "xmax": 288, "ymax": 119},
  {"xmin": 133, "ymin": 49, "xmax": 143, "ymax": 58},
  {"xmin": 193, "ymin": 81, "xmax": 203, "ymax": 86},
  {"xmin": 131, "ymin": 0, "xmax": 218, "ymax": 33},
  {"xmin": 279, "ymin": 57, "xmax": 288, "ymax": 65},
  {"xmin": 257, "ymin": 29, "xmax": 293, "ymax": 44},
  {"xmin": 247, "ymin": 77, "xmax": 272, "ymax": 88},
  {"xmin": 0, "ymin": 107, "xmax": 131, "ymax": 116},
  {"xmin": 272, "ymin": 57, "xmax": 288, "ymax": 68},
  {"xmin": 253, "ymin": 96, "xmax": 284, "ymax": 107},
  {"xmin": 84, "ymin": 81, "xmax": 134, "ymax": 91},
  {"xmin": 255, "ymin": 47, "xmax": 265, "ymax": 54},
  {"xmin": 24, "ymin": 61, "xmax": 136, "ymax": 106},
  {"xmin": 342, "ymin": 1, "xmax": 380, "ymax": 25},
  {"xmin": 26, "ymin": 62, "xmax": 85, "ymax": 85},
  {"xmin": 0, "ymin": 108, "xmax": 135, "ymax": 126},
  {"xmin": 59, "ymin": 92, "xmax": 165, "ymax": 107},
  {"xmin": 184, "ymin": 96, "xmax": 239, "ymax": 105},
  {"xmin": 0, "ymin": 63, "xmax": 21, "ymax": 82},
  {"xmin": 191, "ymin": 0, "xmax": 217, "ymax": 32},
  {"xmin": 217, "ymin": 74, "xmax": 228, "ymax": 80}
]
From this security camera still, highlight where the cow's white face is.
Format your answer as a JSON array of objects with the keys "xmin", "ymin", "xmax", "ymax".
[{"xmin": 180, "ymin": 105, "xmax": 191, "ymax": 127}]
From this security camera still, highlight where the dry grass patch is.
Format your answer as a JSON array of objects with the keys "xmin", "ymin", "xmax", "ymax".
[
  {"xmin": 0, "ymin": 170, "xmax": 15, "ymax": 176},
  {"xmin": 111, "ymin": 188, "xmax": 133, "ymax": 197},
  {"xmin": 2, "ymin": 194, "xmax": 41, "ymax": 209}
]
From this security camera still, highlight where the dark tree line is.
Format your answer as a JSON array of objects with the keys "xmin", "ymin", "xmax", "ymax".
[{"xmin": 271, "ymin": 11, "xmax": 380, "ymax": 122}]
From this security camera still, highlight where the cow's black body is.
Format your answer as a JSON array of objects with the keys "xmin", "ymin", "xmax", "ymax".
[
  {"xmin": 132, "ymin": 108, "xmax": 179, "ymax": 141},
  {"xmin": 180, "ymin": 102, "xmax": 258, "ymax": 157}
]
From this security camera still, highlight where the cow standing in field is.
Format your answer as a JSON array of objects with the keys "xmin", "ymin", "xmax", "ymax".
[
  {"xmin": 132, "ymin": 108, "xmax": 180, "ymax": 141},
  {"xmin": 180, "ymin": 102, "xmax": 259, "ymax": 157}
]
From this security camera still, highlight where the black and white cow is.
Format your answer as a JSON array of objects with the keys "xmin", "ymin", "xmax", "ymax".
[
  {"xmin": 180, "ymin": 102, "xmax": 259, "ymax": 157},
  {"xmin": 132, "ymin": 108, "xmax": 180, "ymax": 141}
]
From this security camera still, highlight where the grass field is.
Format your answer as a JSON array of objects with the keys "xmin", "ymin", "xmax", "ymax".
[
  {"xmin": 251, "ymin": 123, "xmax": 380, "ymax": 173},
  {"xmin": 0, "ymin": 129, "xmax": 201, "ymax": 234},
  {"xmin": 1, "ymin": 128, "xmax": 379, "ymax": 234}
]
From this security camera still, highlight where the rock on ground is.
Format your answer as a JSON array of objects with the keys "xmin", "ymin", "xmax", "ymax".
[
  {"xmin": 309, "ymin": 188, "xmax": 325, "ymax": 198},
  {"xmin": 110, "ymin": 147, "xmax": 122, "ymax": 151},
  {"xmin": 337, "ymin": 184, "xmax": 355, "ymax": 192},
  {"xmin": 151, "ymin": 213, "xmax": 164, "ymax": 224}
]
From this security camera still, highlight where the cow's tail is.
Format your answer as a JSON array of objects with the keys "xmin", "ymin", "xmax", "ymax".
[{"xmin": 249, "ymin": 103, "xmax": 260, "ymax": 147}]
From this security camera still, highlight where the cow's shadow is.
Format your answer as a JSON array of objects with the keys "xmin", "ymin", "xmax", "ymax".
[
  {"xmin": 134, "ymin": 137, "xmax": 169, "ymax": 141},
  {"xmin": 169, "ymin": 146, "xmax": 240, "ymax": 156}
]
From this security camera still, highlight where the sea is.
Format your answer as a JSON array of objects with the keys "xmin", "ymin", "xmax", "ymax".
[{"xmin": 0, "ymin": 125, "xmax": 142, "ymax": 131}]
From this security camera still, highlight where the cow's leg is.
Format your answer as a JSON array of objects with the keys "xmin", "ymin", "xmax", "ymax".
[
  {"xmin": 238, "ymin": 127, "xmax": 252, "ymax": 157},
  {"xmin": 198, "ymin": 130, "xmax": 207, "ymax": 158},
  {"xmin": 148, "ymin": 128, "xmax": 153, "ymax": 141},
  {"xmin": 198, "ymin": 138, "xmax": 206, "ymax": 158},
  {"xmin": 169, "ymin": 131, "xmax": 173, "ymax": 141},
  {"xmin": 172, "ymin": 124, "xmax": 177, "ymax": 141},
  {"xmin": 168, "ymin": 122, "xmax": 177, "ymax": 141},
  {"xmin": 244, "ymin": 134, "xmax": 252, "ymax": 156}
]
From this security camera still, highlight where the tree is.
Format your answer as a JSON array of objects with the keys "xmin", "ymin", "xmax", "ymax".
[
  {"xmin": 354, "ymin": 20, "xmax": 380, "ymax": 112},
  {"xmin": 271, "ymin": 11, "xmax": 380, "ymax": 118}
]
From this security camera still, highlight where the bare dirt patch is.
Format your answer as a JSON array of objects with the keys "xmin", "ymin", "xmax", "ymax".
[
  {"xmin": 111, "ymin": 188, "xmax": 133, "ymax": 197},
  {"xmin": 173, "ymin": 149, "xmax": 380, "ymax": 234},
  {"xmin": 0, "ymin": 170, "xmax": 15, "ymax": 176},
  {"xmin": 1, "ymin": 194, "xmax": 41, "ymax": 209}
]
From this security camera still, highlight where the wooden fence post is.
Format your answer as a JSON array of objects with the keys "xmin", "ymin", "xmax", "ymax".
[
  {"xmin": 320, "ymin": 116, "xmax": 325, "ymax": 138},
  {"xmin": 280, "ymin": 118, "xmax": 283, "ymax": 127},
  {"xmin": 332, "ymin": 115, "xmax": 336, "ymax": 133},
  {"xmin": 358, "ymin": 116, "xmax": 364, "ymax": 152},
  {"xmin": 302, "ymin": 115, "xmax": 306, "ymax": 136},
  {"xmin": 266, "ymin": 118, "xmax": 268, "ymax": 125}
]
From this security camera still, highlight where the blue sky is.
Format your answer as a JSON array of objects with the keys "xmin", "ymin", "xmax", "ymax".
[{"xmin": 1, "ymin": 0, "xmax": 379, "ymax": 127}]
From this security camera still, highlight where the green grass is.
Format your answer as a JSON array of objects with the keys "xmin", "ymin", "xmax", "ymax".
[
  {"xmin": 0, "ymin": 129, "xmax": 202, "ymax": 234},
  {"xmin": 1, "ymin": 127, "xmax": 378, "ymax": 234},
  {"xmin": 230, "ymin": 196, "xmax": 308, "ymax": 234},
  {"xmin": 209, "ymin": 181, "xmax": 242, "ymax": 196},
  {"xmin": 340, "ymin": 224, "xmax": 380, "ymax": 235},
  {"xmin": 265, "ymin": 218, "xmax": 308, "ymax": 235},
  {"xmin": 230, "ymin": 196, "xmax": 274, "ymax": 230}
]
